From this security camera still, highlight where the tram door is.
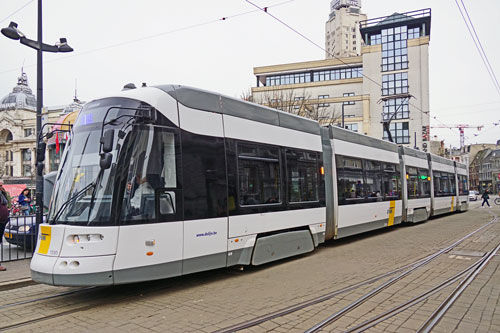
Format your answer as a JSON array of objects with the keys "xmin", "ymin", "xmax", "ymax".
[{"xmin": 114, "ymin": 125, "xmax": 184, "ymax": 282}]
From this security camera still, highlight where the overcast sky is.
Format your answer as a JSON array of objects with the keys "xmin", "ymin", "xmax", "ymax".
[{"xmin": 1, "ymin": 0, "xmax": 499, "ymax": 148}]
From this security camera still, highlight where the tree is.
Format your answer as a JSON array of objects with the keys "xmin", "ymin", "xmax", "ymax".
[{"xmin": 246, "ymin": 87, "xmax": 342, "ymax": 126}]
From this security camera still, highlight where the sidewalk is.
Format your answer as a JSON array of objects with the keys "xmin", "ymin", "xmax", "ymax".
[{"xmin": 0, "ymin": 258, "xmax": 32, "ymax": 287}]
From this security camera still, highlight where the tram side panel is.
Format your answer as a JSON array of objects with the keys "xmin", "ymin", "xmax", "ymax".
[
  {"xmin": 329, "ymin": 127, "xmax": 403, "ymax": 239},
  {"xmin": 177, "ymin": 104, "xmax": 229, "ymax": 275},
  {"xmin": 223, "ymin": 113, "xmax": 326, "ymax": 266},
  {"xmin": 429, "ymin": 155, "xmax": 457, "ymax": 216},
  {"xmin": 400, "ymin": 147, "xmax": 431, "ymax": 223},
  {"xmin": 455, "ymin": 161, "xmax": 469, "ymax": 212}
]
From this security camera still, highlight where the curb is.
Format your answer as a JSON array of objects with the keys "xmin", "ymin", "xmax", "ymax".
[{"xmin": 0, "ymin": 278, "xmax": 36, "ymax": 292}]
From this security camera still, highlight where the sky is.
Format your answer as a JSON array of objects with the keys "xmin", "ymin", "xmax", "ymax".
[{"xmin": 0, "ymin": 0, "xmax": 499, "ymax": 148}]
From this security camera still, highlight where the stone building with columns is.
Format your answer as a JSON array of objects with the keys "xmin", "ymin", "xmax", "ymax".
[{"xmin": 0, "ymin": 72, "xmax": 82, "ymax": 193}]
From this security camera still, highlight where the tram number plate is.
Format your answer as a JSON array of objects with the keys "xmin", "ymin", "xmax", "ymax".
[{"xmin": 4, "ymin": 232, "xmax": 11, "ymax": 239}]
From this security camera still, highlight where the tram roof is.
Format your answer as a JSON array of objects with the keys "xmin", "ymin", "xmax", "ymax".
[
  {"xmin": 155, "ymin": 84, "xmax": 321, "ymax": 136},
  {"xmin": 327, "ymin": 125, "xmax": 399, "ymax": 154},
  {"xmin": 429, "ymin": 153, "xmax": 455, "ymax": 167}
]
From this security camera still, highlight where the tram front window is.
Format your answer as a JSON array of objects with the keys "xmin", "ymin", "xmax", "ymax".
[{"xmin": 49, "ymin": 98, "xmax": 140, "ymax": 225}]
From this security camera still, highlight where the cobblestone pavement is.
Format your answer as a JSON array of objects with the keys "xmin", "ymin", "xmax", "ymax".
[{"xmin": 0, "ymin": 201, "xmax": 499, "ymax": 332}]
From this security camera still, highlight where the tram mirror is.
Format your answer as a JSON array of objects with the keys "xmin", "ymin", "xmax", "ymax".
[
  {"xmin": 100, "ymin": 152, "xmax": 113, "ymax": 170},
  {"xmin": 101, "ymin": 130, "xmax": 114, "ymax": 153},
  {"xmin": 138, "ymin": 106, "xmax": 156, "ymax": 123},
  {"xmin": 37, "ymin": 141, "xmax": 47, "ymax": 162}
]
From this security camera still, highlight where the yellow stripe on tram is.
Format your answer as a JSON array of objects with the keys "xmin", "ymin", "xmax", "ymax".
[
  {"xmin": 450, "ymin": 196, "xmax": 455, "ymax": 212},
  {"xmin": 388, "ymin": 200, "xmax": 396, "ymax": 226},
  {"xmin": 38, "ymin": 225, "xmax": 52, "ymax": 255}
]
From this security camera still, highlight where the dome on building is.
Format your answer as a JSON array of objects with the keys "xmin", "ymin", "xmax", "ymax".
[
  {"xmin": 61, "ymin": 96, "xmax": 85, "ymax": 114},
  {"xmin": 0, "ymin": 72, "xmax": 37, "ymax": 111}
]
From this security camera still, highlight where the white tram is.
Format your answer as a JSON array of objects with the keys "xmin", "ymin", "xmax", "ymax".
[{"xmin": 30, "ymin": 85, "xmax": 468, "ymax": 286}]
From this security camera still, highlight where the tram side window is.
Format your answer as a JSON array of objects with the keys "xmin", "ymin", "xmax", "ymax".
[
  {"xmin": 287, "ymin": 150, "xmax": 318, "ymax": 203},
  {"xmin": 433, "ymin": 171, "xmax": 441, "ymax": 196},
  {"xmin": 440, "ymin": 172, "xmax": 450, "ymax": 196},
  {"xmin": 238, "ymin": 145, "xmax": 281, "ymax": 206},
  {"xmin": 450, "ymin": 174, "xmax": 456, "ymax": 195},
  {"xmin": 383, "ymin": 163, "xmax": 401, "ymax": 200},
  {"xmin": 365, "ymin": 160, "xmax": 382, "ymax": 201},
  {"xmin": 418, "ymin": 169, "xmax": 431, "ymax": 198},
  {"xmin": 336, "ymin": 156, "xmax": 364, "ymax": 205},
  {"xmin": 458, "ymin": 175, "xmax": 469, "ymax": 195},
  {"xmin": 407, "ymin": 167, "xmax": 419, "ymax": 199},
  {"xmin": 122, "ymin": 128, "xmax": 177, "ymax": 222}
]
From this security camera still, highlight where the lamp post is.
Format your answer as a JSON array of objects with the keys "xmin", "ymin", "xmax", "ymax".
[{"xmin": 2, "ymin": 1, "xmax": 73, "ymax": 230}]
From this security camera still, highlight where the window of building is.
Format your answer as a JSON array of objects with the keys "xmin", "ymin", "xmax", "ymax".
[
  {"xmin": 343, "ymin": 92, "xmax": 355, "ymax": 105},
  {"xmin": 313, "ymin": 66, "xmax": 363, "ymax": 82},
  {"xmin": 22, "ymin": 149, "xmax": 31, "ymax": 162},
  {"xmin": 238, "ymin": 144, "xmax": 281, "ymax": 206},
  {"xmin": 381, "ymin": 26, "xmax": 408, "ymax": 72},
  {"xmin": 370, "ymin": 34, "xmax": 382, "ymax": 45},
  {"xmin": 353, "ymin": 34, "xmax": 356, "ymax": 39},
  {"xmin": 5, "ymin": 151, "xmax": 8, "ymax": 162},
  {"xmin": 408, "ymin": 27, "xmax": 420, "ymax": 39},
  {"xmin": 293, "ymin": 96, "xmax": 304, "ymax": 110},
  {"xmin": 382, "ymin": 97, "xmax": 409, "ymax": 120},
  {"xmin": 344, "ymin": 123, "xmax": 358, "ymax": 132},
  {"xmin": 353, "ymin": 46, "xmax": 356, "ymax": 50},
  {"xmin": 382, "ymin": 72, "xmax": 409, "ymax": 96},
  {"xmin": 24, "ymin": 128, "xmax": 33, "ymax": 137},
  {"xmin": 265, "ymin": 72, "xmax": 311, "ymax": 86},
  {"xmin": 382, "ymin": 122, "xmax": 410, "ymax": 144},
  {"xmin": 286, "ymin": 150, "xmax": 318, "ymax": 203},
  {"xmin": 318, "ymin": 95, "xmax": 330, "ymax": 107},
  {"xmin": 23, "ymin": 165, "xmax": 31, "ymax": 177}
]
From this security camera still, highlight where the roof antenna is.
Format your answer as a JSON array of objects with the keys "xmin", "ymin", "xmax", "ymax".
[{"xmin": 74, "ymin": 78, "xmax": 79, "ymax": 102}]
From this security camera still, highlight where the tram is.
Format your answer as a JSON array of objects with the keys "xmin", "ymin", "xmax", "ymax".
[{"xmin": 30, "ymin": 84, "xmax": 469, "ymax": 286}]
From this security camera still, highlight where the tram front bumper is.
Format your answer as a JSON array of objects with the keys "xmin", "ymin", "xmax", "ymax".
[{"xmin": 31, "ymin": 252, "xmax": 116, "ymax": 286}]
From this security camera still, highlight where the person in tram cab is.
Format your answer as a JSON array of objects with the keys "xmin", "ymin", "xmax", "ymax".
[{"xmin": 130, "ymin": 173, "xmax": 154, "ymax": 210}]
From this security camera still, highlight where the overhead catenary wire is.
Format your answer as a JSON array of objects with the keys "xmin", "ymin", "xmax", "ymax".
[
  {"xmin": 0, "ymin": 0, "xmax": 297, "ymax": 76},
  {"xmin": 454, "ymin": 0, "xmax": 500, "ymax": 95},
  {"xmin": 244, "ymin": 0, "xmax": 459, "ymax": 137},
  {"xmin": 0, "ymin": 0, "xmax": 34, "ymax": 25}
]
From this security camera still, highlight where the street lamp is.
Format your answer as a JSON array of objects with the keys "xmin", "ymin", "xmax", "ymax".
[{"xmin": 2, "ymin": 2, "xmax": 73, "ymax": 231}]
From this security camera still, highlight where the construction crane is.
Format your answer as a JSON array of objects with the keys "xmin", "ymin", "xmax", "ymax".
[{"xmin": 430, "ymin": 124, "xmax": 483, "ymax": 148}]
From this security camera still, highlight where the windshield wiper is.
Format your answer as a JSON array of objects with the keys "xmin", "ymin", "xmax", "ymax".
[{"xmin": 51, "ymin": 181, "xmax": 97, "ymax": 224}]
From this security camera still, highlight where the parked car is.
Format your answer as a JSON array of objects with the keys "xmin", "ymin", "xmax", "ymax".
[
  {"xmin": 3, "ymin": 215, "xmax": 37, "ymax": 250},
  {"xmin": 468, "ymin": 190, "xmax": 478, "ymax": 201},
  {"xmin": 3, "ymin": 172, "xmax": 56, "ymax": 249}
]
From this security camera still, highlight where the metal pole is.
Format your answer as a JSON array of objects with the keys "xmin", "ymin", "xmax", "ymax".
[
  {"xmin": 36, "ymin": 0, "xmax": 44, "ymax": 228},
  {"xmin": 341, "ymin": 102, "xmax": 345, "ymax": 128}
]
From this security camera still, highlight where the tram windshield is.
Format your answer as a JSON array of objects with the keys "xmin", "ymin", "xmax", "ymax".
[{"xmin": 49, "ymin": 97, "xmax": 141, "ymax": 225}]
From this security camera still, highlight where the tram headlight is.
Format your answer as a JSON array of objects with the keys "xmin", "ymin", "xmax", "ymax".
[{"xmin": 73, "ymin": 235, "xmax": 80, "ymax": 243}]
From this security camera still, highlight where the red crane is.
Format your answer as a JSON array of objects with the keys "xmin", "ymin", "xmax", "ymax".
[{"xmin": 430, "ymin": 124, "xmax": 483, "ymax": 148}]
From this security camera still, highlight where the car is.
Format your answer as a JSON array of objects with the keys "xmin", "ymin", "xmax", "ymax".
[
  {"xmin": 468, "ymin": 190, "xmax": 478, "ymax": 201},
  {"xmin": 3, "ymin": 172, "xmax": 55, "ymax": 250},
  {"xmin": 3, "ymin": 215, "xmax": 37, "ymax": 250}
]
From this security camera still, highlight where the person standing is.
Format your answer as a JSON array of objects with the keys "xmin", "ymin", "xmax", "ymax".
[
  {"xmin": 0, "ymin": 185, "xmax": 9, "ymax": 271},
  {"xmin": 481, "ymin": 189, "xmax": 491, "ymax": 208},
  {"xmin": 18, "ymin": 188, "xmax": 31, "ymax": 216}
]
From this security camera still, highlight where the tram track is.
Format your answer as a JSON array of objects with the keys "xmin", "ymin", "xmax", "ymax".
[
  {"xmin": 0, "ymin": 215, "xmax": 497, "ymax": 332},
  {"xmin": 216, "ymin": 216, "xmax": 499, "ymax": 333}
]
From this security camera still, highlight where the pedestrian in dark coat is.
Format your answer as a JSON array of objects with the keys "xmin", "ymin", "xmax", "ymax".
[{"xmin": 481, "ymin": 190, "xmax": 490, "ymax": 207}]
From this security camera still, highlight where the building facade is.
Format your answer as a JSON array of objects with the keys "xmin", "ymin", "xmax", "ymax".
[
  {"xmin": 325, "ymin": 0, "xmax": 367, "ymax": 58},
  {"xmin": 0, "ymin": 72, "xmax": 82, "ymax": 193},
  {"xmin": 253, "ymin": 9, "xmax": 431, "ymax": 151}
]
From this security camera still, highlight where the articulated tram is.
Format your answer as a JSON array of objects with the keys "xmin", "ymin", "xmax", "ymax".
[{"xmin": 30, "ymin": 85, "xmax": 468, "ymax": 286}]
